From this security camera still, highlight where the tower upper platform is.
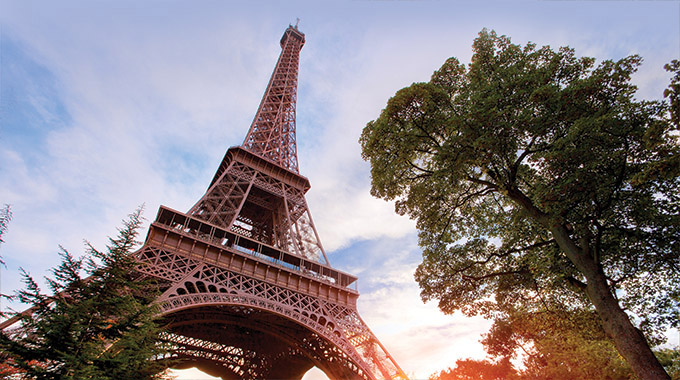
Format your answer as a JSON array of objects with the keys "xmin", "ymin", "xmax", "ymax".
[{"xmin": 281, "ymin": 25, "xmax": 305, "ymax": 47}]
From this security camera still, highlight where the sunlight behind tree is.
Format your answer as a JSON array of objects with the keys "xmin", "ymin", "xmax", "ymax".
[{"xmin": 361, "ymin": 29, "xmax": 679, "ymax": 380}]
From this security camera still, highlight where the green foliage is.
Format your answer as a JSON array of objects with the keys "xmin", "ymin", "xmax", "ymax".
[
  {"xmin": 361, "ymin": 29, "xmax": 679, "ymax": 378},
  {"xmin": 429, "ymin": 303, "xmax": 636, "ymax": 380},
  {"xmin": 430, "ymin": 358, "xmax": 516, "ymax": 380},
  {"xmin": 0, "ymin": 208, "xmax": 169, "ymax": 380},
  {"xmin": 655, "ymin": 347, "xmax": 680, "ymax": 380},
  {"xmin": 664, "ymin": 60, "xmax": 680, "ymax": 127},
  {"xmin": 483, "ymin": 308, "xmax": 634, "ymax": 380}
]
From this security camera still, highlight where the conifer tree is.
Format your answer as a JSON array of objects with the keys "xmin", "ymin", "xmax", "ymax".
[{"xmin": 0, "ymin": 208, "xmax": 170, "ymax": 379}]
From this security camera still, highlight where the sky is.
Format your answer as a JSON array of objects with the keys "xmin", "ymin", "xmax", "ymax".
[{"xmin": 0, "ymin": 0, "xmax": 678, "ymax": 379}]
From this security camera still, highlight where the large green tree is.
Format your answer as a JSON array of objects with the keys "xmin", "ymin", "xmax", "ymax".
[
  {"xmin": 360, "ymin": 30, "xmax": 679, "ymax": 380},
  {"xmin": 0, "ymin": 209, "xmax": 169, "ymax": 379}
]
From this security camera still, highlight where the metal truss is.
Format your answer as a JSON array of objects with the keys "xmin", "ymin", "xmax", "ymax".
[
  {"xmin": 188, "ymin": 147, "xmax": 328, "ymax": 265},
  {"xmin": 141, "ymin": 23, "xmax": 407, "ymax": 380},
  {"xmin": 242, "ymin": 26, "xmax": 304, "ymax": 173},
  {"xmin": 1, "ymin": 24, "xmax": 407, "ymax": 380},
  {"xmin": 135, "ymin": 209, "xmax": 406, "ymax": 379}
]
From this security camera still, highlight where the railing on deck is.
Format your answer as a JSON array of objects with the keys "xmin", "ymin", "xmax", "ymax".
[{"xmin": 150, "ymin": 206, "xmax": 357, "ymax": 291}]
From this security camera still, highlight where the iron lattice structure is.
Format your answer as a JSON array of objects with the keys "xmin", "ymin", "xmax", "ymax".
[
  {"xmin": 243, "ymin": 26, "xmax": 303, "ymax": 174},
  {"xmin": 134, "ymin": 25, "xmax": 408, "ymax": 379}
]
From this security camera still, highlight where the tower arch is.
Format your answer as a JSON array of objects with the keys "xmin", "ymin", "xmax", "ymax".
[
  {"xmin": 160, "ymin": 304, "xmax": 367, "ymax": 380},
  {"xmin": 133, "ymin": 24, "xmax": 406, "ymax": 379},
  {"xmin": 0, "ymin": 24, "xmax": 407, "ymax": 380}
]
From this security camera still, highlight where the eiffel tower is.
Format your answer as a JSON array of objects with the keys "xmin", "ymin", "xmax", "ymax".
[{"xmin": 134, "ymin": 25, "xmax": 408, "ymax": 380}]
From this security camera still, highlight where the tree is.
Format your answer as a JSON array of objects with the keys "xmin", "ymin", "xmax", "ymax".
[
  {"xmin": 0, "ymin": 208, "xmax": 169, "ymax": 379},
  {"xmin": 360, "ymin": 29, "xmax": 679, "ymax": 380},
  {"xmin": 482, "ymin": 307, "xmax": 635, "ymax": 380},
  {"xmin": 655, "ymin": 347, "xmax": 680, "ymax": 380},
  {"xmin": 431, "ymin": 300, "xmax": 636, "ymax": 380},
  {"xmin": 430, "ymin": 357, "xmax": 516, "ymax": 380},
  {"xmin": 664, "ymin": 59, "xmax": 680, "ymax": 127}
]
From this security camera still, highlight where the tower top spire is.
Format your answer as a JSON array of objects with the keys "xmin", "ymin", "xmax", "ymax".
[{"xmin": 242, "ymin": 25, "xmax": 305, "ymax": 173}]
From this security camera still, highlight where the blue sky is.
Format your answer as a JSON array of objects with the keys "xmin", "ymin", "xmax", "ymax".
[{"xmin": 1, "ymin": 1, "xmax": 678, "ymax": 379}]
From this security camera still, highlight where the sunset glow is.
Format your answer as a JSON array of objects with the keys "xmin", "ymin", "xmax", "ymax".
[{"xmin": 1, "ymin": 1, "xmax": 677, "ymax": 378}]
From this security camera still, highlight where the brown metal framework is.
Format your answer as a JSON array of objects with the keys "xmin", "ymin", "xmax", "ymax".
[
  {"xmin": 136, "ymin": 206, "xmax": 406, "ymax": 379},
  {"xmin": 242, "ymin": 26, "xmax": 304, "ymax": 173},
  {"xmin": 1, "ymin": 25, "xmax": 408, "ymax": 380},
  {"xmin": 146, "ymin": 25, "xmax": 407, "ymax": 379}
]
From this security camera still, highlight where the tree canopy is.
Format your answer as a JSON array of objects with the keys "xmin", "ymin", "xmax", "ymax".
[
  {"xmin": 430, "ymin": 357, "xmax": 515, "ymax": 380},
  {"xmin": 361, "ymin": 29, "xmax": 679, "ymax": 380},
  {"xmin": 0, "ymin": 209, "xmax": 169, "ymax": 379}
]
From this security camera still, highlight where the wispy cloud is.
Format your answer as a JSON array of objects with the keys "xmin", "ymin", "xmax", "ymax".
[{"xmin": 1, "ymin": 1, "xmax": 677, "ymax": 379}]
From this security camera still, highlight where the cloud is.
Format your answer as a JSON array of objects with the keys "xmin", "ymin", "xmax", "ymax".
[
  {"xmin": 351, "ymin": 235, "xmax": 492, "ymax": 378},
  {"xmin": 0, "ymin": 1, "xmax": 677, "ymax": 379},
  {"xmin": 385, "ymin": 317, "xmax": 491, "ymax": 379}
]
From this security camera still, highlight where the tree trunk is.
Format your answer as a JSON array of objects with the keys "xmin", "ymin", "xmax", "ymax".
[
  {"xmin": 584, "ymin": 270, "xmax": 670, "ymax": 380},
  {"xmin": 508, "ymin": 189, "xmax": 669, "ymax": 379},
  {"xmin": 550, "ymin": 225, "xmax": 670, "ymax": 380}
]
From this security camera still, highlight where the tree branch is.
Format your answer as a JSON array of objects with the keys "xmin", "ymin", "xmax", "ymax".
[
  {"xmin": 565, "ymin": 276, "xmax": 587, "ymax": 292},
  {"xmin": 407, "ymin": 159, "xmax": 434, "ymax": 175},
  {"xmin": 455, "ymin": 239, "xmax": 556, "ymax": 274},
  {"xmin": 463, "ymin": 269, "xmax": 529, "ymax": 282},
  {"xmin": 466, "ymin": 175, "xmax": 499, "ymax": 191}
]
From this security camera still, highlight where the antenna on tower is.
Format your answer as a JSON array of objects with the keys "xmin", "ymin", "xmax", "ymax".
[{"xmin": 295, "ymin": 18, "xmax": 300, "ymax": 29}]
